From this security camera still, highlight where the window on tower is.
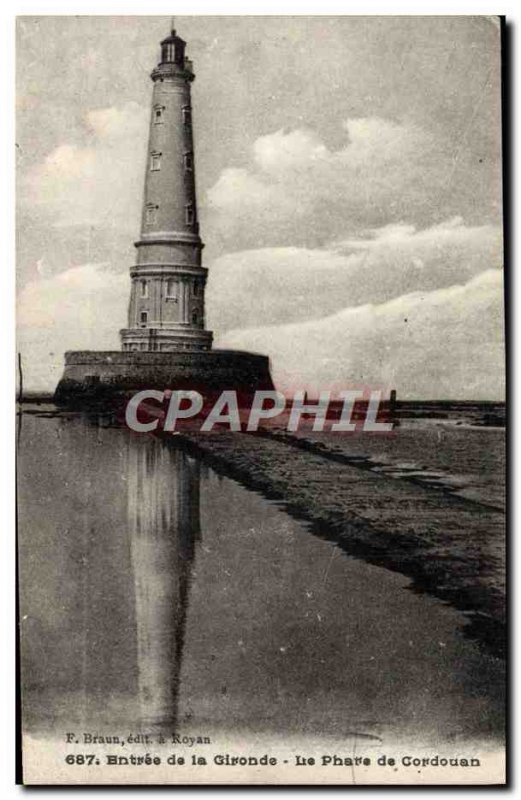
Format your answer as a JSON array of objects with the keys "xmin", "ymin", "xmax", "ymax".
[
  {"xmin": 192, "ymin": 311, "xmax": 199, "ymax": 325},
  {"xmin": 145, "ymin": 204, "xmax": 158, "ymax": 225},
  {"xmin": 185, "ymin": 203, "xmax": 195, "ymax": 225},
  {"xmin": 182, "ymin": 106, "xmax": 192, "ymax": 126},
  {"xmin": 165, "ymin": 278, "xmax": 178, "ymax": 299},
  {"xmin": 153, "ymin": 105, "xmax": 165, "ymax": 124},
  {"xmin": 140, "ymin": 311, "xmax": 148, "ymax": 327},
  {"xmin": 162, "ymin": 42, "xmax": 175, "ymax": 63},
  {"xmin": 184, "ymin": 152, "xmax": 194, "ymax": 171},
  {"xmin": 150, "ymin": 152, "xmax": 162, "ymax": 171},
  {"xmin": 140, "ymin": 280, "xmax": 148, "ymax": 298}
]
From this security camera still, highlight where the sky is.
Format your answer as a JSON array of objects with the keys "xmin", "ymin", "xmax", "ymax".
[{"xmin": 16, "ymin": 15, "xmax": 504, "ymax": 398}]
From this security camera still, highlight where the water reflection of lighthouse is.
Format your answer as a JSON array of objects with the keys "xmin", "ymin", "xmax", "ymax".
[{"xmin": 126, "ymin": 437, "xmax": 201, "ymax": 730}]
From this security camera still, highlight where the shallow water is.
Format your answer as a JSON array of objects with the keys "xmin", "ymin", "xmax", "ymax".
[{"xmin": 18, "ymin": 409, "xmax": 504, "ymax": 747}]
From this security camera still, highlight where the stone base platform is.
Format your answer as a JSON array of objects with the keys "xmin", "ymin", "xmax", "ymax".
[{"xmin": 54, "ymin": 349, "xmax": 274, "ymax": 407}]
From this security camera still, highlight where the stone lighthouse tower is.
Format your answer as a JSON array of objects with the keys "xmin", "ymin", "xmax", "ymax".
[
  {"xmin": 55, "ymin": 19, "xmax": 274, "ymax": 405},
  {"xmin": 120, "ymin": 22, "xmax": 212, "ymax": 353}
]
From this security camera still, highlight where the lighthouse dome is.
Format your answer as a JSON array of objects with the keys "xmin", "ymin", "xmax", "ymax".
[{"xmin": 159, "ymin": 29, "xmax": 186, "ymax": 66}]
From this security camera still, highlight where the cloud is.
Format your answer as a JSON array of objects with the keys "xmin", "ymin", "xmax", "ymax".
[
  {"xmin": 206, "ymin": 118, "xmax": 452, "ymax": 250},
  {"xmin": 216, "ymin": 270, "xmax": 505, "ymax": 400},
  {"xmin": 17, "ymin": 264, "xmax": 127, "ymax": 391},
  {"xmin": 16, "ymin": 218, "xmax": 503, "ymax": 398},
  {"xmin": 206, "ymin": 219, "xmax": 503, "ymax": 335},
  {"xmin": 22, "ymin": 102, "xmax": 148, "ymax": 230},
  {"xmin": 253, "ymin": 128, "xmax": 329, "ymax": 174}
]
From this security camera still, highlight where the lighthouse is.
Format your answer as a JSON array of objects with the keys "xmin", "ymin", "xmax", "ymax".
[
  {"xmin": 55, "ymin": 19, "xmax": 274, "ymax": 405},
  {"xmin": 120, "ymin": 23, "xmax": 212, "ymax": 353}
]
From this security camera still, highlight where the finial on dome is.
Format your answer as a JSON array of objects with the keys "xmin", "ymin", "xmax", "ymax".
[{"xmin": 170, "ymin": 16, "xmax": 176, "ymax": 34}]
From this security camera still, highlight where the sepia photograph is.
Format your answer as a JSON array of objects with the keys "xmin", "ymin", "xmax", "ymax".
[{"xmin": 15, "ymin": 12, "xmax": 506, "ymax": 786}]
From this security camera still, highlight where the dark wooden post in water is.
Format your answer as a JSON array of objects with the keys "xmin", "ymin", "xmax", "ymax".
[
  {"xmin": 389, "ymin": 389, "xmax": 397, "ymax": 421},
  {"xmin": 18, "ymin": 353, "xmax": 23, "ymax": 403}
]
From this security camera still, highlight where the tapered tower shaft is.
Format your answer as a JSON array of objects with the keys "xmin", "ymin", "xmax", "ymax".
[{"xmin": 120, "ymin": 23, "xmax": 212, "ymax": 352}]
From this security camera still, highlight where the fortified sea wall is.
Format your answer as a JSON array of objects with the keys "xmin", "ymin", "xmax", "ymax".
[{"xmin": 54, "ymin": 350, "xmax": 274, "ymax": 405}]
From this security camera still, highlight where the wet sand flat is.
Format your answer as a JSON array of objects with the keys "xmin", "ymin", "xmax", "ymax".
[{"xmin": 177, "ymin": 429, "xmax": 505, "ymax": 659}]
